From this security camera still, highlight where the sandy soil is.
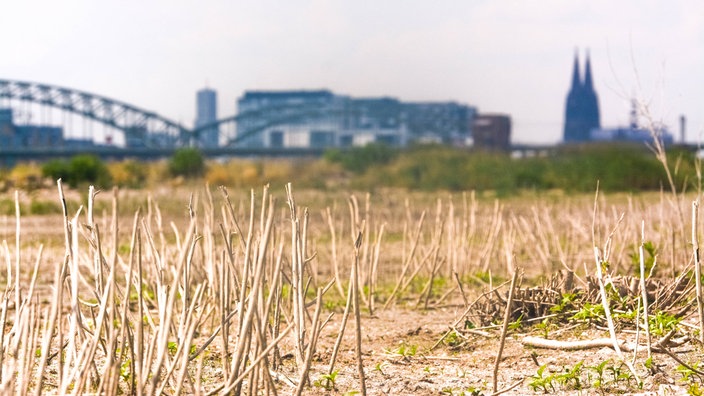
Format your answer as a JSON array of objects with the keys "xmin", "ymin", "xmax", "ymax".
[{"xmin": 233, "ymin": 305, "xmax": 697, "ymax": 396}]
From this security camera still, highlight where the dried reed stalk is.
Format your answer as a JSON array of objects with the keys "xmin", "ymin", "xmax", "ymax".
[
  {"xmin": 692, "ymin": 201, "xmax": 704, "ymax": 343},
  {"xmin": 637, "ymin": 220, "xmax": 652, "ymax": 362},
  {"xmin": 593, "ymin": 246, "xmax": 640, "ymax": 383},
  {"xmin": 383, "ymin": 211, "xmax": 426, "ymax": 309},
  {"xmin": 326, "ymin": 207, "xmax": 346, "ymax": 299},
  {"xmin": 352, "ymin": 232, "xmax": 367, "ymax": 396},
  {"xmin": 492, "ymin": 270, "xmax": 518, "ymax": 393}
]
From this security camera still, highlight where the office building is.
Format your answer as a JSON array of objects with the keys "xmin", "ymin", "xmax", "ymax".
[
  {"xmin": 234, "ymin": 90, "xmax": 477, "ymax": 149},
  {"xmin": 472, "ymin": 114, "xmax": 511, "ymax": 151},
  {"xmin": 195, "ymin": 88, "xmax": 219, "ymax": 148}
]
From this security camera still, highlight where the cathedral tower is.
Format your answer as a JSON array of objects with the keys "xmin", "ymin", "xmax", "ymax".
[{"xmin": 563, "ymin": 50, "xmax": 601, "ymax": 142}]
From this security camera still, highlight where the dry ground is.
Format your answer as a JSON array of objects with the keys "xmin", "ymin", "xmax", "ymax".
[{"xmin": 0, "ymin": 186, "xmax": 702, "ymax": 395}]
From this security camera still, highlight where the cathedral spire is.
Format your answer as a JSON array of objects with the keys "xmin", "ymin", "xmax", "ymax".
[
  {"xmin": 564, "ymin": 48, "xmax": 600, "ymax": 142},
  {"xmin": 570, "ymin": 49, "xmax": 581, "ymax": 90},
  {"xmin": 583, "ymin": 50, "xmax": 594, "ymax": 91}
]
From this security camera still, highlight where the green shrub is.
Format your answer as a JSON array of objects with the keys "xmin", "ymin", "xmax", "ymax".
[
  {"xmin": 324, "ymin": 143, "xmax": 397, "ymax": 173},
  {"xmin": 325, "ymin": 143, "xmax": 693, "ymax": 193},
  {"xmin": 41, "ymin": 159, "xmax": 71, "ymax": 184},
  {"xmin": 42, "ymin": 155, "xmax": 112, "ymax": 188},
  {"xmin": 29, "ymin": 199, "xmax": 61, "ymax": 215},
  {"xmin": 0, "ymin": 198, "xmax": 16, "ymax": 216},
  {"xmin": 168, "ymin": 148, "xmax": 205, "ymax": 178}
]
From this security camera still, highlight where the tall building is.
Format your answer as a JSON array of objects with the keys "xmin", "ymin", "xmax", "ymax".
[
  {"xmin": 405, "ymin": 102, "xmax": 476, "ymax": 145},
  {"xmin": 234, "ymin": 90, "xmax": 476, "ymax": 149},
  {"xmin": 472, "ymin": 114, "xmax": 511, "ymax": 151},
  {"xmin": 236, "ymin": 90, "xmax": 343, "ymax": 148},
  {"xmin": 195, "ymin": 88, "xmax": 218, "ymax": 148},
  {"xmin": 563, "ymin": 50, "xmax": 600, "ymax": 142}
]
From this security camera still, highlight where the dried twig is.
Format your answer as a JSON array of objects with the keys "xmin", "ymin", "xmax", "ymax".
[{"xmin": 493, "ymin": 270, "xmax": 518, "ymax": 394}]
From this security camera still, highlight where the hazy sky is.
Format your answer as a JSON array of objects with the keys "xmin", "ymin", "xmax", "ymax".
[{"xmin": 1, "ymin": 1, "xmax": 702, "ymax": 144}]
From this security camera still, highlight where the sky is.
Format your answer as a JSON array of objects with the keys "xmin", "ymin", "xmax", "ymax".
[{"xmin": 1, "ymin": 0, "xmax": 702, "ymax": 144}]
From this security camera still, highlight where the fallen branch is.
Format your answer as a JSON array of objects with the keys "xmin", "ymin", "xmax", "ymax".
[
  {"xmin": 522, "ymin": 336, "xmax": 630, "ymax": 351},
  {"xmin": 522, "ymin": 333, "xmax": 683, "ymax": 353}
]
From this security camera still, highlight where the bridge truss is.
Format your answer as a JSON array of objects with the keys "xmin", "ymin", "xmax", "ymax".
[
  {"xmin": 0, "ymin": 79, "xmax": 391, "ymax": 161},
  {"xmin": 0, "ymin": 79, "xmax": 191, "ymax": 148}
]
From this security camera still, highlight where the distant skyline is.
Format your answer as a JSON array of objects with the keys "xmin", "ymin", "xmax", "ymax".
[{"xmin": 1, "ymin": 1, "xmax": 701, "ymax": 144}]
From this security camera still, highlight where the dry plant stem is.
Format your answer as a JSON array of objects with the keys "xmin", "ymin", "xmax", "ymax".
[
  {"xmin": 286, "ymin": 183, "xmax": 307, "ymax": 371},
  {"xmin": 594, "ymin": 247, "xmax": 640, "ymax": 383},
  {"xmin": 295, "ymin": 288, "xmax": 324, "ymax": 396},
  {"xmin": 490, "ymin": 378, "xmax": 525, "ymax": 396},
  {"xmin": 220, "ymin": 187, "xmax": 246, "ymax": 250},
  {"xmin": 383, "ymin": 211, "xmax": 426, "ymax": 309},
  {"xmin": 56, "ymin": 179, "xmax": 73, "ymax": 388},
  {"xmin": 431, "ymin": 278, "xmax": 513, "ymax": 352},
  {"xmin": 13, "ymin": 190, "xmax": 20, "ymax": 327},
  {"xmin": 236, "ymin": 189, "xmax": 256, "ymax": 342},
  {"xmin": 227, "ymin": 193, "xmax": 275, "ymax": 393},
  {"xmin": 492, "ymin": 270, "xmax": 518, "ymax": 394},
  {"xmin": 369, "ymin": 223, "xmax": 384, "ymax": 315},
  {"xmin": 454, "ymin": 271, "xmax": 469, "ymax": 307},
  {"xmin": 326, "ymin": 207, "xmax": 346, "ymax": 299},
  {"xmin": 349, "ymin": 198, "xmax": 369, "ymax": 307},
  {"xmin": 692, "ymin": 201, "xmax": 704, "ymax": 343},
  {"xmin": 643, "ymin": 104, "xmax": 686, "ymax": 243},
  {"xmin": 352, "ymin": 232, "xmax": 368, "ymax": 396},
  {"xmin": 659, "ymin": 346, "xmax": 704, "ymax": 376},
  {"xmin": 638, "ymin": 220, "xmax": 652, "ymax": 361},
  {"xmin": 327, "ymin": 264, "xmax": 354, "ymax": 379},
  {"xmin": 422, "ymin": 221, "xmax": 445, "ymax": 309},
  {"xmin": 480, "ymin": 201, "xmax": 503, "ymax": 272},
  {"xmin": 147, "ymin": 219, "xmax": 197, "ymax": 395},
  {"xmin": 213, "ymin": 325, "xmax": 293, "ymax": 396},
  {"xmin": 135, "ymin": 226, "xmax": 145, "ymax": 396},
  {"xmin": 34, "ymin": 251, "xmax": 66, "ymax": 395}
]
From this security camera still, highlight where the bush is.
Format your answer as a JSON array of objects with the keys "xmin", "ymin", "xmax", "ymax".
[
  {"xmin": 8, "ymin": 162, "xmax": 44, "ymax": 190},
  {"xmin": 327, "ymin": 143, "xmax": 692, "ymax": 193},
  {"xmin": 0, "ymin": 198, "xmax": 15, "ymax": 215},
  {"xmin": 324, "ymin": 143, "xmax": 397, "ymax": 173},
  {"xmin": 42, "ymin": 155, "xmax": 112, "ymax": 188},
  {"xmin": 108, "ymin": 160, "xmax": 148, "ymax": 188},
  {"xmin": 168, "ymin": 148, "xmax": 205, "ymax": 178},
  {"xmin": 29, "ymin": 199, "xmax": 61, "ymax": 215}
]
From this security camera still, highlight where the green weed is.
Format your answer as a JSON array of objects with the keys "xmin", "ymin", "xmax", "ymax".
[
  {"xmin": 649, "ymin": 310, "xmax": 680, "ymax": 336},
  {"xmin": 630, "ymin": 240, "xmax": 658, "ymax": 276},
  {"xmin": 313, "ymin": 370, "xmax": 338, "ymax": 391},
  {"xmin": 571, "ymin": 303, "xmax": 604, "ymax": 322},
  {"xmin": 534, "ymin": 318, "xmax": 558, "ymax": 339},
  {"xmin": 384, "ymin": 341, "xmax": 419, "ymax": 359},
  {"xmin": 528, "ymin": 364, "xmax": 555, "ymax": 393},
  {"xmin": 550, "ymin": 292, "xmax": 579, "ymax": 314},
  {"xmin": 443, "ymin": 330, "xmax": 465, "ymax": 348}
]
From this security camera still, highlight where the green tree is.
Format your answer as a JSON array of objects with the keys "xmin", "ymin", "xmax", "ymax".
[
  {"xmin": 168, "ymin": 148, "xmax": 205, "ymax": 178},
  {"xmin": 42, "ymin": 155, "xmax": 112, "ymax": 188}
]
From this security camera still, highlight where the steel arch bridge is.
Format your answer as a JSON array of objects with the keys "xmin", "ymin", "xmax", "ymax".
[
  {"xmin": 0, "ymin": 79, "xmax": 191, "ymax": 148},
  {"xmin": 0, "ymin": 79, "xmax": 346, "ymax": 153}
]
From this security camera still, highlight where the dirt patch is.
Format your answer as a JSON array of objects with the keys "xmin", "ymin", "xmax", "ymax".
[{"xmin": 241, "ymin": 302, "xmax": 697, "ymax": 396}]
